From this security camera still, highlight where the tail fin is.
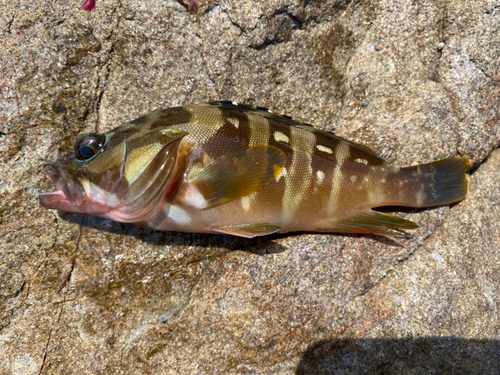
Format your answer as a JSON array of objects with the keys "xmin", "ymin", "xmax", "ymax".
[{"xmin": 401, "ymin": 157, "xmax": 470, "ymax": 207}]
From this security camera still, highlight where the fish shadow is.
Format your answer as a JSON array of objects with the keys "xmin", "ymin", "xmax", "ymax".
[
  {"xmin": 60, "ymin": 207, "xmax": 418, "ymax": 253},
  {"xmin": 60, "ymin": 213, "xmax": 291, "ymax": 254},
  {"xmin": 296, "ymin": 337, "xmax": 500, "ymax": 374}
]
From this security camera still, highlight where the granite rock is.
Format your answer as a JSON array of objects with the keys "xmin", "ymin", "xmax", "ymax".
[{"xmin": 0, "ymin": 0, "xmax": 499, "ymax": 373}]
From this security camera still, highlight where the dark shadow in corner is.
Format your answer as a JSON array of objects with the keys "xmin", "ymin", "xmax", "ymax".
[{"xmin": 296, "ymin": 337, "xmax": 500, "ymax": 374}]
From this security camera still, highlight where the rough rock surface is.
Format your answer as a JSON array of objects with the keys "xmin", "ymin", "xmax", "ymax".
[{"xmin": 1, "ymin": 0, "xmax": 499, "ymax": 373}]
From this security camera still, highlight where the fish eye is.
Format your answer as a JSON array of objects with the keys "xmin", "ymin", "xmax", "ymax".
[{"xmin": 74, "ymin": 133, "xmax": 106, "ymax": 161}]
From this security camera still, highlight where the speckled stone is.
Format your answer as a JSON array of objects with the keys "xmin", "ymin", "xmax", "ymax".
[{"xmin": 0, "ymin": 0, "xmax": 499, "ymax": 374}]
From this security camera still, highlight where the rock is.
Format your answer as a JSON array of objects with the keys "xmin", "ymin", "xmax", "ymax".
[{"xmin": 0, "ymin": 0, "xmax": 498, "ymax": 373}]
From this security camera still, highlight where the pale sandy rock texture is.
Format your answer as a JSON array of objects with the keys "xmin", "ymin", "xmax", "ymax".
[{"xmin": 1, "ymin": 0, "xmax": 499, "ymax": 374}]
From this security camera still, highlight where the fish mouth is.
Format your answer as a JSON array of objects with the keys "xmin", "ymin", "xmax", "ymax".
[{"xmin": 39, "ymin": 164, "xmax": 87, "ymax": 210}]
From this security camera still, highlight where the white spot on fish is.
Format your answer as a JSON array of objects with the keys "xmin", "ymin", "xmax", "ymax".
[
  {"xmin": 232, "ymin": 101, "xmax": 239, "ymax": 106},
  {"xmin": 415, "ymin": 183, "xmax": 426, "ymax": 207},
  {"xmin": 241, "ymin": 196, "xmax": 251, "ymax": 211},
  {"xmin": 316, "ymin": 170, "xmax": 325, "ymax": 184},
  {"xmin": 183, "ymin": 185, "xmax": 208, "ymax": 209},
  {"xmin": 273, "ymin": 131, "xmax": 290, "ymax": 143},
  {"xmin": 355, "ymin": 158, "xmax": 368, "ymax": 165},
  {"xmin": 228, "ymin": 117, "xmax": 240, "ymax": 129},
  {"xmin": 368, "ymin": 189, "xmax": 383, "ymax": 204},
  {"xmin": 350, "ymin": 175, "xmax": 357, "ymax": 183},
  {"xmin": 328, "ymin": 142, "xmax": 350, "ymax": 214},
  {"xmin": 316, "ymin": 145, "xmax": 333, "ymax": 154},
  {"xmin": 167, "ymin": 205, "xmax": 192, "ymax": 225},
  {"xmin": 399, "ymin": 188, "xmax": 405, "ymax": 201},
  {"xmin": 415, "ymin": 190, "xmax": 425, "ymax": 206},
  {"xmin": 241, "ymin": 192, "xmax": 258, "ymax": 211}
]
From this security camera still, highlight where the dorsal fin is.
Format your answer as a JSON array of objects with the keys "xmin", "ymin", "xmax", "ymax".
[
  {"xmin": 198, "ymin": 101, "xmax": 306, "ymax": 126},
  {"xmin": 196, "ymin": 101, "xmax": 379, "ymax": 157}
]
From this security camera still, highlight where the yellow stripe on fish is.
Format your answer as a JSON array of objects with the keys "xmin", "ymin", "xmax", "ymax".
[{"xmin": 39, "ymin": 101, "xmax": 470, "ymax": 238}]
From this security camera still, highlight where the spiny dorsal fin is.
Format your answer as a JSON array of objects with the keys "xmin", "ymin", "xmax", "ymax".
[
  {"xmin": 198, "ymin": 101, "xmax": 379, "ymax": 157},
  {"xmin": 201, "ymin": 101, "xmax": 304, "ymax": 126},
  {"xmin": 185, "ymin": 145, "xmax": 286, "ymax": 209}
]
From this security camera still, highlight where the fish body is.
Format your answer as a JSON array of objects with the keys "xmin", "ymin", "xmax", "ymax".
[{"xmin": 39, "ymin": 101, "xmax": 470, "ymax": 238}]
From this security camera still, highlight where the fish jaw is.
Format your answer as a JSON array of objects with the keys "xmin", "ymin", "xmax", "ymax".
[
  {"xmin": 39, "ymin": 164, "xmax": 112, "ymax": 216},
  {"xmin": 39, "ymin": 189, "xmax": 74, "ymax": 210},
  {"xmin": 45, "ymin": 164, "xmax": 86, "ymax": 206},
  {"xmin": 38, "ymin": 186, "xmax": 115, "ymax": 215}
]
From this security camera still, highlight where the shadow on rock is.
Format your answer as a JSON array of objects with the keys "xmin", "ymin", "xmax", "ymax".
[
  {"xmin": 60, "ymin": 211, "xmax": 406, "ymax": 251},
  {"xmin": 296, "ymin": 337, "xmax": 500, "ymax": 374},
  {"xmin": 60, "ymin": 212, "xmax": 289, "ymax": 254}
]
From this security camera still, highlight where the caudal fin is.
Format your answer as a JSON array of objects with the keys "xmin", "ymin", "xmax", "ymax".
[{"xmin": 401, "ymin": 157, "xmax": 470, "ymax": 207}]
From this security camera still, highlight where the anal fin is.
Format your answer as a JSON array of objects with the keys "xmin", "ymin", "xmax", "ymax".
[
  {"xmin": 317, "ymin": 210, "xmax": 418, "ymax": 236},
  {"xmin": 213, "ymin": 223, "xmax": 280, "ymax": 238}
]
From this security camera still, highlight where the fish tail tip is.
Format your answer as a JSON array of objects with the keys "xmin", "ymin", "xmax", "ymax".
[{"xmin": 404, "ymin": 157, "xmax": 470, "ymax": 207}]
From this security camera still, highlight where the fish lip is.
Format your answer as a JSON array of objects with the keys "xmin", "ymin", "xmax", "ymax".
[
  {"xmin": 38, "ymin": 189, "xmax": 67, "ymax": 208},
  {"xmin": 39, "ymin": 164, "xmax": 87, "ymax": 208}
]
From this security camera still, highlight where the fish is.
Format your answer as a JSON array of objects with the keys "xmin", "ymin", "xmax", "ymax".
[{"xmin": 39, "ymin": 101, "xmax": 470, "ymax": 238}]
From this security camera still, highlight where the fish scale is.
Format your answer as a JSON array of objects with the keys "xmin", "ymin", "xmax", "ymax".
[{"xmin": 39, "ymin": 101, "xmax": 470, "ymax": 238}]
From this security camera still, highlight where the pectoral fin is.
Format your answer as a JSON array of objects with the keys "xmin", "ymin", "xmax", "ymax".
[
  {"xmin": 186, "ymin": 146, "xmax": 286, "ymax": 208},
  {"xmin": 213, "ymin": 223, "xmax": 280, "ymax": 238},
  {"xmin": 316, "ymin": 210, "xmax": 418, "ymax": 236}
]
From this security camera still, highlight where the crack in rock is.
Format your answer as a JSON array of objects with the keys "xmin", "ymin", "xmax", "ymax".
[
  {"xmin": 38, "ymin": 308, "xmax": 62, "ymax": 375},
  {"xmin": 93, "ymin": 0, "xmax": 123, "ymax": 133}
]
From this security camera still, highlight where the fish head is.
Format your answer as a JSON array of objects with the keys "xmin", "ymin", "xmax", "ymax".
[{"xmin": 39, "ymin": 123, "xmax": 188, "ymax": 223}]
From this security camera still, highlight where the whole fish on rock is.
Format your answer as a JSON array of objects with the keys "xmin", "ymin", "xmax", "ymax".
[{"xmin": 39, "ymin": 101, "xmax": 470, "ymax": 238}]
